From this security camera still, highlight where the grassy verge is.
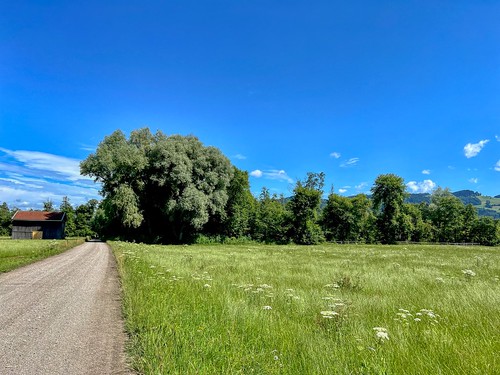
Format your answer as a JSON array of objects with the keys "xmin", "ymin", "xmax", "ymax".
[
  {"xmin": 111, "ymin": 242, "xmax": 500, "ymax": 374},
  {"xmin": 0, "ymin": 238, "xmax": 84, "ymax": 273}
]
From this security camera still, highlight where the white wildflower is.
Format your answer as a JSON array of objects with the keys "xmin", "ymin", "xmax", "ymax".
[
  {"xmin": 320, "ymin": 311, "xmax": 339, "ymax": 319},
  {"xmin": 203, "ymin": 284, "xmax": 211, "ymax": 288},
  {"xmin": 373, "ymin": 327, "xmax": 389, "ymax": 342},
  {"xmin": 263, "ymin": 305, "xmax": 272, "ymax": 310},
  {"xmin": 462, "ymin": 269, "xmax": 476, "ymax": 277}
]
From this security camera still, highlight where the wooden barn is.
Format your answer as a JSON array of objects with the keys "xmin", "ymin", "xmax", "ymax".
[{"xmin": 11, "ymin": 211, "xmax": 66, "ymax": 240}]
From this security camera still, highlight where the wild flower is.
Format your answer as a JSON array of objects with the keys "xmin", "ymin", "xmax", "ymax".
[
  {"xmin": 395, "ymin": 308, "xmax": 440, "ymax": 326},
  {"xmin": 320, "ymin": 311, "xmax": 339, "ymax": 319},
  {"xmin": 203, "ymin": 284, "xmax": 211, "ymax": 288},
  {"xmin": 263, "ymin": 305, "xmax": 272, "ymax": 310},
  {"xmin": 324, "ymin": 283, "xmax": 340, "ymax": 289},
  {"xmin": 373, "ymin": 327, "xmax": 389, "ymax": 342},
  {"xmin": 462, "ymin": 269, "xmax": 476, "ymax": 278}
]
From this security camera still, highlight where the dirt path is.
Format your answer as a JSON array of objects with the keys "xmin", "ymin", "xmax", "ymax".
[{"xmin": 0, "ymin": 242, "xmax": 130, "ymax": 375}]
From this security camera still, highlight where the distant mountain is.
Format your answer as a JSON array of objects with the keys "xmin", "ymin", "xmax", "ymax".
[
  {"xmin": 404, "ymin": 189, "xmax": 500, "ymax": 219},
  {"xmin": 312, "ymin": 190, "xmax": 498, "ymax": 219}
]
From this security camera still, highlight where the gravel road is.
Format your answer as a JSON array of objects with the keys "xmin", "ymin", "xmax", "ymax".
[{"xmin": 0, "ymin": 241, "xmax": 130, "ymax": 375}]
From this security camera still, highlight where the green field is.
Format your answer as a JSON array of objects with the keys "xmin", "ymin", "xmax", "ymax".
[
  {"xmin": 0, "ymin": 238, "xmax": 84, "ymax": 273},
  {"xmin": 111, "ymin": 242, "xmax": 500, "ymax": 374}
]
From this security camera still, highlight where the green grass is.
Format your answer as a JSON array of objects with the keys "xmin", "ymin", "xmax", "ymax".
[
  {"xmin": 111, "ymin": 242, "xmax": 500, "ymax": 374},
  {"xmin": 0, "ymin": 238, "xmax": 84, "ymax": 273}
]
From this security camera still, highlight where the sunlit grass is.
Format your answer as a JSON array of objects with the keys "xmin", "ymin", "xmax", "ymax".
[
  {"xmin": 111, "ymin": 242, "xmax": 500, "ymax": 374},
  {"xmin": 0, "ymin": 238, "xmax": 84, "ymax": 273}
]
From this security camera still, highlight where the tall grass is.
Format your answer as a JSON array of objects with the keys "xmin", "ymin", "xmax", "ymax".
[
  {"xmin": 0, "ymin": 238, "xmax": 84, "ymax": 273},
  {"xmin": 111, "ymin": 242, "xmax": 500, "ymax": 374}
]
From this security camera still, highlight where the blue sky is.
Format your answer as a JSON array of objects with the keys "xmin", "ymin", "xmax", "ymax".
[{"xmin": 1, "ymin": 0, "xmax": 499, "ymax": 209}]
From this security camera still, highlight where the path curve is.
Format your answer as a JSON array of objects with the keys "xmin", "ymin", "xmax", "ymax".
[{"xmin": 0, "ymin": 241, "xmax": 130, "ymax": 375}]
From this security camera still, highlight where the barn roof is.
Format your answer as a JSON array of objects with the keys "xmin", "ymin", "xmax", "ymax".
[{"xmin": 12, "ymin": 211, "xmax": 66, "ymax": 222}]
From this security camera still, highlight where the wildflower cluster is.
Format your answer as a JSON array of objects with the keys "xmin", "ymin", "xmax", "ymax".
[
  {"xmin": 462, "ymin": 269, "xmax": 476, "ymax": 280},
  {"xmin": 284, "ymin": 288, "xmax": 300, "ymax": 301},
  {"xmin": 319, "ymin": 297, "xmax": 348, "ymax": 320},
  {"xmin": 373, "ymin": 327, "xmax": 389, "ymax": 343},
  {"xmin": 394, "ymin": 308, "xmax": 440, "ymax": 326},
  {"xmin": 235, "ymin": 283, "xmax": 273, "ymax": 295}
]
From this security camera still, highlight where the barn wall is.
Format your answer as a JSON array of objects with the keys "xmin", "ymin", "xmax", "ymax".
[
  {"xmin": 42, "ymin": 222, "xmax": 65, "ymax": 239},
  {"xmin": 12, "ymin": 225, "xmax": 43, "ymax": 240},
  {"xmin": 11, "ymin": 222, "xmax": 65, "ymax": 240}
]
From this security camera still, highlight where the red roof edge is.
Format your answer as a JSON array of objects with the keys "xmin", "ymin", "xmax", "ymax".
[{"xmin": 12, "ymin": 211, "xmax": 66, "ymax": 222}]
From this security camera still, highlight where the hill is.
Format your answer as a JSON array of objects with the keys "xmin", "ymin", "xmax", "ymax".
[{"xmin": 405, "ymin": 189, "xmax": 500, "ymax": 219}]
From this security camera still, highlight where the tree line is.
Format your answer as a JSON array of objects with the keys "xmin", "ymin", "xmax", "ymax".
[
  {"xmin": 1, "ymin": 128, "xmax": 498, "ymax": 246},
  {"xmin": 79, "ymin": 128, "xmax": 499, "ymax": 246}
]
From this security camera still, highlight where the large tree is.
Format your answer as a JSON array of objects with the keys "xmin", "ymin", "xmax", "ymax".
[
  {"xmin": 60, "ymin": 196, "xmax": 76, "ymax": 237},
  {"xmin": 371, "ymin": 174, "xmax": 407, "ymax": 244},
  {"xmin": 429, "ymin": 188, "xmax": 464, "ymax": 243},
  {"xmin": 253, "ymin": 188, "xmax": 290, "ymax": 244},
  {"xmin": 321, "ymin": 193, "xmax": 354, "ymax": 242},
  {"xmin": 81, "ymin": 128, "xmax": 234, "ymax": 243},
  {"xmin": 288, "ymin": 172, "xmax": 325, "ymax": 244}
]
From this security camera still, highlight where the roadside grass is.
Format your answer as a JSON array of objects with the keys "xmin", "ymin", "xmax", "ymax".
[
  {"xmin": 111, "ymin": 242, "xmax": 500, "ymax": 374},
  {"xmin": 0, "ymin": 238, "xmax": 84, "ymax": 273}
]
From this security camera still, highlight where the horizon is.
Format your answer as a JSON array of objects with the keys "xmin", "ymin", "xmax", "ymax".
[{"xmin": 1, "ymin": 1, "xmax": 499, "ymax": 208}]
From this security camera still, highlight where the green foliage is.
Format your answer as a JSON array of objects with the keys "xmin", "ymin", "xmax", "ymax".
[
  {"xmin": 429, "ymin": 188, "xmax": 465, "ymax": 243},
  {"xmin": 253, "ymin": 188, "xmax": 290, "ymax": 244},
  {"xmin": 371, "ymin": 174, "xmax": 407, "ymax": 244},
  {"xmin": 288, "ymin": 173, "xmax": 325, "ymax": 245},
  {"xmin": 471, "ymin": 217, "xmax": 499, "ymax": 246},
  {"xmin": 78, "ymin": 133, "xmax": 498, "ymax": 247},
  {"xmin": 43, "ymin": 199, "xmax": 54, "ymax": 211},
  {"xmin": 59, "ymin": 196, "xmax": 75, "ymax": 237},
  {"xmin": 321, "ymin": 193, "xmax": 354, "ymax": 241},
  {"xmin": 217, "ymin": 168, "xmax": 256, "ymax": 238},
  {"xmin": 81, "ymin": 128, "xmax": 234, "ymax": 243},
  {"xmin": 0, "ymin": 202, "xmax": 13, "ymax": 236},
  {"xmin": 112, "ymin": 241, "xmax": 500, "ymax": 375}
]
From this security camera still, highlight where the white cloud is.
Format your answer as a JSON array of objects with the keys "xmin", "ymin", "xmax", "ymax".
[
  {"xmin": 422, "ymin": 169, "xmax": 431, "ymax": 175},
  {"xmin": 330, "ymin": 152, "xmax": 341, "ymax": 159},
  {"xmin": 495, "ymin": 160, "xmax": 500, "ymax": 172},
  {"xmin": 496, "ymin": 135, "xmax": 500, "ymax": 142},
  {"xmin": 340, "ymin": 157, "xmax": 359, "ymax": 168},
  {"xmin": 80, "ymin": 144, "xmax": 96, "ymax": 152},
  {"xmin": 0, "ymin": 148, "xmax": 89, "ymax": 181},
  {"xmin": 234, "ymin": 154, "xmax": 247, "ymax": 160},
  {"xmin": 249, "ymin": 169, "xmax": 293, "ymax": 183},
  {"xmin": 338, "ymin": 188, "xmax": 347, "ymax": 193},
  {"xmin": 406, "ymin": 179, "xmax": 437, "ymax": 194},
  {"xmin": 265, "ymin": 170, "xmax": 294, "ymax": 183},
  {"xmin": 0, "ymin": 148, "xmax": 100, "ymax": 208},
  {"xmin": 463, "ymin": 139, "xmax": 489, "ymax": 158},
  {"xmin": 468, "ymin": 178, "xmax": 479, "ymax": 184},
  {"xmin": 250, "ymin": 169, "xmax": 263, "ymax": 178},
  {"xmin": 355, "ymin": 182, "xmax": 367, "ymax": 190}
]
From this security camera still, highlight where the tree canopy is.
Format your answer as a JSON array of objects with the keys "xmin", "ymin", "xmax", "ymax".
[{"xmin": 81, "ymin": 128, "xmax": 234, "ymax": 243}]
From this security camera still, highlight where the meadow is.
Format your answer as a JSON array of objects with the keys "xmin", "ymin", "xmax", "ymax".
[
  {"xmin": 111, "ymin": 242, "xmax": 499, "ymax": 374},
  {"xmin": 0, "ymin": 238, "xmax": 84, "ymax": 273}
]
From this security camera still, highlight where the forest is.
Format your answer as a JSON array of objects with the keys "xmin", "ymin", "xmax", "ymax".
[{"xmin": 1, "ymin": 128, "xmax": 499, "ymax": 246}]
